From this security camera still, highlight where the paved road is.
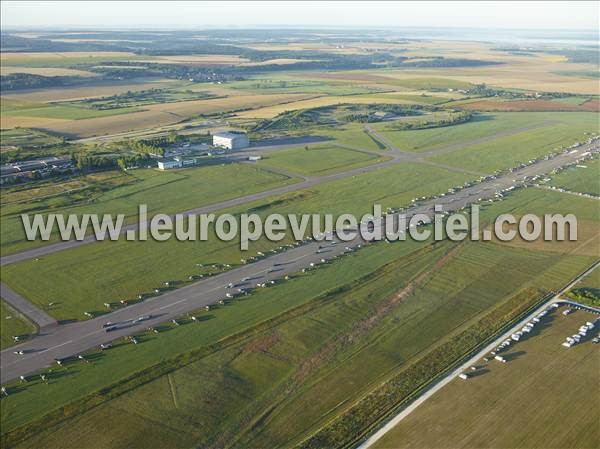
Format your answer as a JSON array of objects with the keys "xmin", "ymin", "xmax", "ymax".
[
  {"xmin": 0, "ymin": 121, "xmax": 556, "ymax": 267},
  {"xmin": 0, "ymin": 283, "xmax": 57, "ymax": 329},
  {"xmin": 1, "ymin": 142, "xmax": 597, "ymax": 384},
  {"xmin": 357, "ymin": 260, "xmax": 600, "ymax": 449}
]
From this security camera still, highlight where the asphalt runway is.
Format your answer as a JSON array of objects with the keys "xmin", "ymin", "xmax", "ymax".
[
  {"xmin": 1, "ymin": 141, "xmax": 597, "ymax": 383},
  {"xmin": 0, "ymin": 121, "xmax": 555, "ymax": 267}
]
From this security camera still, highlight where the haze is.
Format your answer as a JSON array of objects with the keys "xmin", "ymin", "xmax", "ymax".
[{"xmin": 2, "ymin": 0, "xmax": 598, "ymax": 30}]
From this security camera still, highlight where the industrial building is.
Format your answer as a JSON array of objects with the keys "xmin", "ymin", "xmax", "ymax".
[
  {"xmin": 213, "ymin": 131, "xmax": 249, "ymax": 150},
  {"xmin": 157, "ymin": 158, "xmax": 183, "ymax": 170}
]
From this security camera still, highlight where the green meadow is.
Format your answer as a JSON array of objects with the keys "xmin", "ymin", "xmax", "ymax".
[
  {"xmin": 258, "ymin": 144, "xmax": 386, "ymax": 176},
  {"xmin": 548, "ymin": 156, "xmax": 600, "ymax": 196},
  {"xmin": 0, "ymin": 162, "xmax": 473, "ymax": 321},
  {"xmin": 0, "ymin": 300, "xmax": 35, "ymax": 350},
  {"xmin": 1, "ymin": 163, "xmax": 298, "ymax": 255}
]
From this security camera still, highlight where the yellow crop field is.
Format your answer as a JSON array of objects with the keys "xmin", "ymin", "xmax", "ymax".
[
  {"xmin": 235, "ymin": 93, "xmax": 423, "ymax": 118},
  {"xmin": 5, "ymin": 93, "xmax": 319, "ymax": 137},
  {"xmin": 0, "ymin": 66, "xmax": 98, "ymax": 77},
  {"xmin": 0, "ymin": 51, "xmax": 138, "ymax": 63},
  {"xmin": 0, "ymin": 79, "xmax": 177, "ymax": 103}
]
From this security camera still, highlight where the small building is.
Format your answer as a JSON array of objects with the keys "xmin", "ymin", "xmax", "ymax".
[
  {"xmin": 248, "ymin": 156, "xmax": 262, "ymax": 161},
  {"xmin": 213, "ymin": 131, "xmax": 249, "ymax": 150},
  {"xmin": 157, "ymin": 158, "xmax": 183, "ymax": 170},
  {"xmin": 458, "ymin": 373, "xmax": 469, "ymax": 380}
]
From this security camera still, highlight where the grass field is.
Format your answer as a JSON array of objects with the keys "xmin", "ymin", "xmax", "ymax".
[
  {"xmin": 0, "ymin": 128, "xmax": 64, "ymax": 153},
  {"xmin": 0, "ymin": 162, "xmax": 473, "ymax": 321},
  {"xmin": 2, "ymin": 101, "xmax": 142, "ymax": 120},
  {"xmin": 0, "ymin": 163, "xmax": 298, "ymax": 255},
  {"xmin": 228, "ymin": 77, "xmax": 384, "ymax": 96},
  {"xmin": 427, "ymin": 113, "xmax": 598, "ymax": 173},
  {"xmin": 4, "ymin": 238, "xmax": 595, "ymax": 448},
  {"xmin": 547, "ymin": 157, "xmax": 600, "ymax": 196},
  {"xmin": 0, "ymin": 300, "xmax": 35, "ymax": 350},
  {"xmin": 0, "ymin": 171, "xmax": 135, "ymax": 206},
  {"xmin": 370, "ymin": 112, "xmax": 596, "ymax": 154},
  {"xmin": 258, "ymin": 145, "xmax": 386, "ymax": 176},
  {"xmin": 320, "ymin": 123, "xmax": 388, "ymax": 151},
  {"xmin": 372, "ymin": 308, "xmax": 600, "ymax": 449}
]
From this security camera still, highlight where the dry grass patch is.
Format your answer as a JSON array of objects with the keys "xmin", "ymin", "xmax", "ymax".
[
  {"xmin": 488, "ymin": 217, "xmax": 599, "ymax": 257},
  {"xmin": 0, "ymin": 66, "xmax": 98, "ymax": 77}
]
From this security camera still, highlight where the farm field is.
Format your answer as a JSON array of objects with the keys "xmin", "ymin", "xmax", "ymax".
[
  {"xmin": 1, "ymin": 22, "xmax": 599, "ymax": 449},
  {"xmin": 459, "ymin": 98, "xmax": 599, "ymax": 112},
  {"xmin": 0, "ymin": 162, "xmax": 473, "ymax": 320},
  {"xmin": 0, "ymin": 79, "xmax": 179, "ymax": 103},
  {"xmin": 2, "ymin": 100, "xmax": 142, "ymax": 120},
  {"xmin": 257, "ymin": 144, "xmax": 387, "ymax": 176},
  {"xmin": 372, "ymin": 308, "xmax": 600, "ymax": 449},
  {"xmin": 0, "ymin": 67, "xmax": 98, "ymax": 77},
  {"xmin": 0, "ymin": 51, "xmax": 141, "ymax": 67},
  {"xmin": 4, "ymin": 92, "xmax": 320, "ymax": 137},
  {"xmin": 227, "ymin": 76, "xmax": 387, "ymax": 96},
  {"xmin": 0, "ymin": 163, "xmax": 298, "ymax": 255},
  {"xmin": 0, "ymin": 300, "xmax": 35, "ymax": 350},
  {"xmin": 547, "ymin": 157, "xmax": 600, "ymax": 196},
  {"xmin": 234, "ymin": 93, "xmax": 436, "ymax": 119},
  {"xmin": 3, "ymin": 237, "xmax": 595, "ymax": 448}
]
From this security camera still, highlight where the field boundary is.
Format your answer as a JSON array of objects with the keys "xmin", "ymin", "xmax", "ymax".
[
  {"xmin": 297, "ymin": 260, "xmax": 600, "ymax": 449},
  {"xmin": 0, "ymin": 245, "xmax": 440, "ymax": 448},
  {"xmin": 352, "ymin": 261, "xmax": 600, "ymax": 449}
]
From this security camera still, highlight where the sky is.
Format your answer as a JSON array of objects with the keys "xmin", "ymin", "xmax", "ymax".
[{"xmin": 1, "ymin": 1, "xmax": 598, "ymax": 30}]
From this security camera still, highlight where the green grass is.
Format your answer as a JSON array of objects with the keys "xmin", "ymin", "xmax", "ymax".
[
  {"xmin": 427, "ymin": 113, "xmax": 599, "ymax": 173},
  {"xmin": 0, "ymin": 237, "xmax": 430, "ymax": 435},
  {"xmin": 369, "ymin": 112, "xmax": 595, "ymax": 154},
  {"xmin": 0, "ymin": 163, "xmax": 298, "ymax": 255},
  {"xmin": 1, "ymin": 187, "xmax": 597, "ymax": 447},
  {"xmin": 384, "ymin": 77, "xmax": 471, "ymax": 91},
  {"xmin": 547, "ymin": 157, "xmax": 600, "ymax": 196},
  {"xmin": 0, "ymin": 162, "xmax": 473, "ymax": 321},
  {"xmin": 0, "ymin": 300, "xmax": 35, "ymax": 350},
  {"xmin": 372, "ymin": 309, "xmax": 600, "ymax": 449},
  {"xmin": 571, "ymin": 266, "xmax": 600, "ymax": 291},
  {"xmin": 258, "ymin": 145, "xmax": 385, "ymax": 176},
  {"xmin": 5, "ymin": 240, "xmax": 595, "ymax": 449},
  {"xmin": 322, "ymin": 123, "xmax": 388, "ymax": 151},
  {"xmin": 1, "ymin": 103, "xmax": 143, "ymax": 120},
  {"xmin": 228, "ymin": 78, "xmax": 382, "ymax": 96},
  {"xmin": 0, "ymin": 128, "xmax": 63, "ymax": 151}
]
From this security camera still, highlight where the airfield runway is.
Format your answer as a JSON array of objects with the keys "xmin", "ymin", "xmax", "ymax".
[
  {"xmin": 1, "ymin": 141, "xmax": 597, "ymax": 383},
  {"xmin": 0, "ymin": 122, "xmax": 555, "ymax": 267}
]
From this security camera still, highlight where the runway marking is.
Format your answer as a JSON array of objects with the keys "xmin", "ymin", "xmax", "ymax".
[
  {"xmin": 159, "ymin": 298, "xmax": 187, "ymax": 310},
  {"xmin": 42, "ymin": 340, "xmax": 73, "ymax": 353}
]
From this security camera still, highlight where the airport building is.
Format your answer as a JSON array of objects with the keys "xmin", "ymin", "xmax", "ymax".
[
  {"xmin": 157, "ymin": 158, "xmax": 183, "ymax": 170},
  {"xmin": 213, "ymin": 131, "xmax": 250, "ymax": 150}
]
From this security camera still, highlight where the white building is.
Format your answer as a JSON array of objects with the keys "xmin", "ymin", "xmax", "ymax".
[
  {"xmin": 157, "ymin": 158, "xmax": 183, "ymax": 170},
  {"xmin": 213, "ymin": 131, "xmax": 249, "ymax": 150}
]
